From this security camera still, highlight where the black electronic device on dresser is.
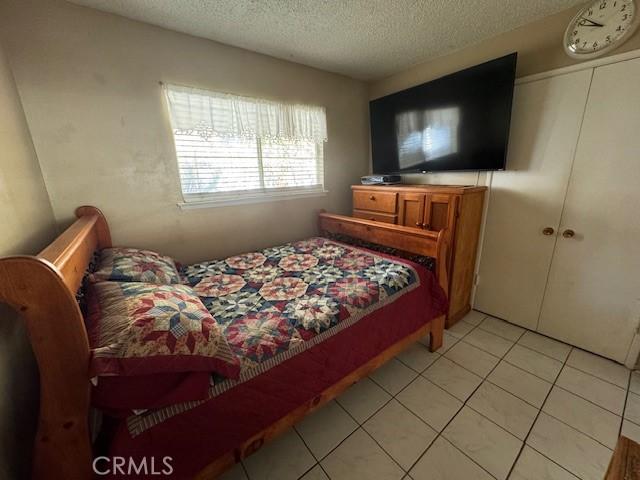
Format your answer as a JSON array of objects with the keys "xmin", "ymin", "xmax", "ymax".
[{"xmin": 360, "ymin": 175, "xmax": 402, "ymax": 185}]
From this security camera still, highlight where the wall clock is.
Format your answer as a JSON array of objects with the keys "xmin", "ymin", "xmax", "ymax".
[{"xmin": 564, "ymin": 0, "xmax": 640, "ymax": 59}]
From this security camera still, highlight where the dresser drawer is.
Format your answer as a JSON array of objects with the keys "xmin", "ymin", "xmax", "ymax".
[
  {"xmin": 353, "ymin": 209, "xmax": 397, "ymax": 224},
  {"xmin": 353, "ymin": 190, "xmax": 397, "ymax": 213}
]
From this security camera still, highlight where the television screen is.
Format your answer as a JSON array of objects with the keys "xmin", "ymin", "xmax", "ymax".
[{"xmin": 369, "ymin": 53, "xmax": 517, "ymax": 174}]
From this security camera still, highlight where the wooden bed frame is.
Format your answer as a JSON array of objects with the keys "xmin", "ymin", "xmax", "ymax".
[{"xmin": 0, "ymin": 206, "xmax": 447, "ymax": 480}]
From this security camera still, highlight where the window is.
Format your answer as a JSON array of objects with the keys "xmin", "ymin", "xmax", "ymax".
[{"xmin": 164, "ymin": 84, "xmax": 327, "ymax": 206}]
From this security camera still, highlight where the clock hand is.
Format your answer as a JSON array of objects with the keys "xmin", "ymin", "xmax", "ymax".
[
  {"xmin": 579, "ymin": 17, "xmax": 605, "ymax": 27},
  {"xmin": 579, "ymin": 18, "xmax": 604, "ymax": 26}
]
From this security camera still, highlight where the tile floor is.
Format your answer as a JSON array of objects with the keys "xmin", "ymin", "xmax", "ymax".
[{"xmin": 221, "ymin": 310, "xmax": 640, "ymax": 480}]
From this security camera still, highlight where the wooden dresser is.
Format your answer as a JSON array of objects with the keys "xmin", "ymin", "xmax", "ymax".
[{"xmin": 352, "ymin": 184, "xmax": 487, "ymax": 327}]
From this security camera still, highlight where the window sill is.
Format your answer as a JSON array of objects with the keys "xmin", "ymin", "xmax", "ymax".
[{"xmin": 177, "ymin": 189, "xmax": 329, "ymax": 210}]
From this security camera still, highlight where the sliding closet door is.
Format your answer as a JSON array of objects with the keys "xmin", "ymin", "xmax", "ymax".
[
  {"xmin": 538, "ymin": 58, "xmax": 640, "ymax": 363},
  {"xmin": 475, "ymin": 70, "xmax": 592, "ymax": 330}
]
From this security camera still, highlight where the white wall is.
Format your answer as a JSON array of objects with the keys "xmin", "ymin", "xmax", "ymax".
[
  {"xmin": 0, "ymin": 45, "xmax": 56, "ymax": 255},
  {"xmin": 0, "ymin": 41, "xmax": 56, "ymax": 479},
  {"xmin": 0, "ymin": 0, "xmax": 371, "ymax": 264}
]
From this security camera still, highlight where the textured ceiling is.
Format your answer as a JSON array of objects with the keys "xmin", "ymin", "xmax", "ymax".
[{"xmin": 67, "ymin": 0, "xmax": 584, "ymax": 80}]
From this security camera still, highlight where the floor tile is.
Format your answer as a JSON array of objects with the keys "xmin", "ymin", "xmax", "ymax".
[
  {"xmin": 396, "ymin": 376, "xmax": 462, "ymax": 431},
  {"xmin": 242, "ymin": 429, "xmax": 315, "ymax": 480},
  {"xmin": 461, "ymin": 310, "xmax": 487, "ymax": 326},
  {"xmin": 446, "ymin": 320, "xmax": 476, "ymax": 338},
  {"xmin": 363, "ymin": 399, "xmax": 438, "ymax": 470},
  {"xmin": 219, "ymin": 463, "xmax": 248, "ymax": 480},
  {"xmin": 630, "ymin": 371, "xmax": 640, "ymax": 395},
  {"xmin": 444, "ymin": 341, "xmax": 500, "ymax": 378},
  {"xmin": 410, "ymin": 437, "xmax": 493, "ymax": 480},
  {"xmin": 299, "ymin": 465, "xmax": 329, "ymax": 480},
  {"xmin": 543, "ymin": 386, "xmax": 621, "ymax": 449},
  {"xmin": 435, "ymin": 332, "xmax": 459, "ymax": 353},
  {"xmin": 467, "ymin": 382, "xmax": 538, "ymax": 440},
  {"xmin": 423, "ymin": 356, "xmax": 482, "ymax": 402},
  {"xmin": 517, "ymin": 332, "xmax": 571, "ymax": 362},
  {"xmin": 556, "ymin": 366, "xmax": 626, "ymax": 415},
  {"xmin": 504, "ymin": 344, "xmax": 563, "ymax": 382},
  {"xmin": 464, "ymin": 328, "xmax": 514, "ymax": 357},
  {"xmin": 527, "ymin": 413, "xmax": 612, "ymax": 480},
  {"xmin": 488, "ymin": 361, "xmax": 552, "ymax": 408},
  {"xmin": 295, "ymin": 401, "xmax": 358, "ymax": 459},
  {"xmin": 510, "ymin": 446, "xmax": 579, "ymax": 480},
  {"xmin": 337, "ymin": 377, "xmax": 391, "ymax": 424},
  {"xmin": 369, "ymin": 358, "xmax": 418, "ymax": 395},
  {"xmin": 479, "ymin": 316, "xmax": 525, "ymax": 342},
  {"xmin": 443, "ymin": 406, "xmax": 522, "ymax": 480},
  {"xmin": 321, "ymin": 428, "xmax": 404, "ymax": 480},
  {"xmin": 396, "ymin": 343, "xmax": 440, "ymax": 372},
  {"xmin": 566, "ymin": 349, "xmax": 630, "ymax": 389},
  {"xmin": 624, "ymin": 391, "xmax": 640, "ymax": 425},
  {"xmin": 621, "ymin": 419, "xmax": 640, "ymax": 443}
]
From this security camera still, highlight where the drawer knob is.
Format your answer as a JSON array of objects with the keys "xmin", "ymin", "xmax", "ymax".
[
  {"xmin": 415, "ymin": 222, "xmax": 422, "ymax": 227},
  {"xmin": 562, "ymin": 229, "xmax": 575, "ymax": 239},
  {"xmin": 369, "ymin": 195, "xmax": 375, "ymax": 200},
  {"xmin": 542, "ymin": 227, "xmax": 555, "ymax": 236}
]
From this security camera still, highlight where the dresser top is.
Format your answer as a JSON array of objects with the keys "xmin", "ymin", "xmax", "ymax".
[{"xmin": 352, "ymin": 184, "xmax": 487, "ymax": 194}]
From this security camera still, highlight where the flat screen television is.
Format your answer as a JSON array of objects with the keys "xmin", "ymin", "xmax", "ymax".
[{"xmin": 370, "ymin": 53, "xmax": 517, "ymax": 174}]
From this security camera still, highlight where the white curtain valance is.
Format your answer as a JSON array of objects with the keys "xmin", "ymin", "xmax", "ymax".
[{"xmin": 164, "ymin": 84, "xmax": 327, "ymax": 143}]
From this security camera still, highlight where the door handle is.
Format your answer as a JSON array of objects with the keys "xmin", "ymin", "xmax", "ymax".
[
  {"xmin": 542, "ymin": 227, "xmax": 555, "ymax": 236},
  {"xmin": 562, "ymin": 229, "xmax": 575, "ymax": 239}
]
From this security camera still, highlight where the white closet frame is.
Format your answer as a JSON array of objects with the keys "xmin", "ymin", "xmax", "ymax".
[
  {"xmin": 472, "ymin": 47, "xmax": 640, "ymax": 368},
  {"xmin": 515, "ymin": 48, "xmax": 640, "ymax": 85}
]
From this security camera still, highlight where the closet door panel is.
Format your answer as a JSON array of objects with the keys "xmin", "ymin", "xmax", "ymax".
[
  {"xmin": 538, "ymin": 58, "xmax": 640, "ymax": 362},
  {"xmin": 475, "ymin": 70, "xmax": 592, "ymax": 329}
]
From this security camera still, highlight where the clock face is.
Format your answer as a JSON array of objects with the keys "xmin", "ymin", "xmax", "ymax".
[{"xmin": 565, "ymin": 0, "xmax": 639, "ymax": 58}]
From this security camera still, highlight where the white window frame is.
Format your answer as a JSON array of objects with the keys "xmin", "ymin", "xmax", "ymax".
[{"xmin": 163, "ymin": 84, "xmax": 328, "ymax": 209}]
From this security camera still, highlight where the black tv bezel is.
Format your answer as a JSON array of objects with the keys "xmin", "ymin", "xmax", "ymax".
[{"xmin": 369, "ymin": 52, "xmax": 517, "ymax": 175}]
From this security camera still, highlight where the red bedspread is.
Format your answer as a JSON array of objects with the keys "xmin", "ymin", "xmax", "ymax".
[{"xmin": 105, "ymin": 246, "xmax": 446, "ymax": 479}]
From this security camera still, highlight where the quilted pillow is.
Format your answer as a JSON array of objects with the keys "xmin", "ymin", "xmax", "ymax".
[
  {"xmin": 85, "ymin": 282, "xmax": 240, "ymax": 379},
  {"xmin": 90, "ymin": 247, "xmax": 181, "ymax": 285}
]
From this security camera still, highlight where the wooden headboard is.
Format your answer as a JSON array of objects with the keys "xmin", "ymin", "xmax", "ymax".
[{"xmin": 0, "ymin": 206, "xmax": 110, "ymax": 480}]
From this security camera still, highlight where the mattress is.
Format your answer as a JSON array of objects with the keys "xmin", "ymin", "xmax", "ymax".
[{"xmin": 104, "ymin": 237, "xmax": 447, "ymax": 479}]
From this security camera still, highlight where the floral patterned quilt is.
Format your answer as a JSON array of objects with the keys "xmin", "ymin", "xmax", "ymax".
[{"xmin": 181, "ymin": 237, "xmax": 419, "ymax": 383}]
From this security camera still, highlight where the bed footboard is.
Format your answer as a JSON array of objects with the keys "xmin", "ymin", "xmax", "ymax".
[{"xmin": 318, "ymin": 211, "xmax": 449, "ymax": 297}]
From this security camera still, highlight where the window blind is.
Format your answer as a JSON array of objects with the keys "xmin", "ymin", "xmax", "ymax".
[
  {"xmin": 164, "ymin": 84, "xmax": 327, "ymax": 203},
  {"xmin": 173, "ymin": 133, "xmax": 323, "ymax": 198}
]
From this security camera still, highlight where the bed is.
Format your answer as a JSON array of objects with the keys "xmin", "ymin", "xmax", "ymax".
[{"xmin": 0, "ymin": 206, "xmax": 448, "ymax": 480}]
